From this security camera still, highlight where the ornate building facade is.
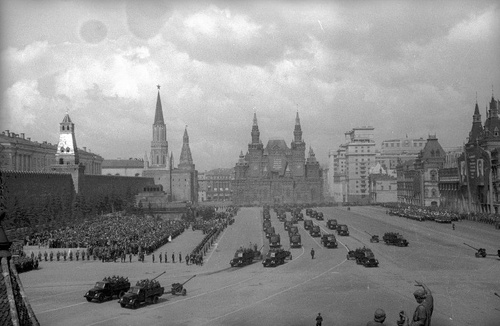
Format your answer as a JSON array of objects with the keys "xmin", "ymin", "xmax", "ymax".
[{"xmin": 233, "ymin": 113, "xmax": 323, "ymax": 205}]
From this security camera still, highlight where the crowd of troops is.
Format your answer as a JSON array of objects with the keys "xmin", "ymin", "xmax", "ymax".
[{"xmin": 383, "ymin": 203, "xmax": 500, "ymax": 226}]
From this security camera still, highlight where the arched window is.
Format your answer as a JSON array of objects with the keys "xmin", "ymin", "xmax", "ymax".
[
  {"xmin": 60, "ymin": 147, "xmax": 64, "ymax": 152},
  {"xmin": 66, "ymin": 147, "xmax": 70, "ymax": 152}
]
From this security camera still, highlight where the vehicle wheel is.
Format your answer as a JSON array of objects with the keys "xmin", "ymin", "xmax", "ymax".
[
  {"xmin": 86, "ymin": 297, "xmax": 92, "ymax": 302},
  {"xmin": 98, "ymin": 294, "xmax": 105, "ymax": 302},
  {"xmin": 153, "ymin": 296, "xmax": 159, "ymax": 304},
  {"xmin": 120, "ymin": 303, "xmax": 126, "ymax": 308},
  {"xmin": 133, "ymin": 301, "xmax": 139, "ymax": 309},
  {"xmin": 182, "ymin": 289, "xmax": 187, "ymax": 296},
  {"xmin": 119, "ymin": 291, "xmax": 125, "ymax": 299}
]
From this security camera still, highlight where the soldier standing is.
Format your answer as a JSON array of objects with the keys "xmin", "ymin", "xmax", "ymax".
[
  {"xmin": 185, "ymin": 254, "xmax": 189, "ymax": 265},
  {"xmin": 159, "ymin": 252, "xmax": 162, "ymax": 263},
  {"xmin": 49, "ymin": 251, "xmax": 53, "ymax": 261},
  {"xmin": 76, "ymin": 250, "xmax": 79, "ymax": 261},
  {"xmin": 56, "ymin": 251, "xmax": 60, "ymax": 261},
  {"xmin": 129, "ymin": 253, "xmax": 132, "ymax": 263},
  {"xmin": 316, "ymin": 313, "xmax": 323, "ymax": 326},
  {"xmin": 63, "ymin": 251, "xmax": 67, "ymax": 261},
  {"xmin": 165, "ymin": 252, "xmax": 168, "ymax": 263},
  {"xmin": 152, "ymin": 253, "xmax": 155, "ymax": 263},
  {"xmin": 44, "ymin": 251, "xmax": 48, "ymax": 261},
  {"xmin": 172, "ymin": 252, "xmax": 175, "ymax": 263},
  {"xmin": 179, "ymin": 252, "xmax": 182, "ymax": 263},
  {"xmin": 310, "ymin": 248, "xmax": 315, "ymax": 259}
]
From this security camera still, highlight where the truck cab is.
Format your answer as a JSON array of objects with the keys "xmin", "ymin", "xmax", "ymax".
[
  {"xmin": 327, "ymin": 219, "xmax": 338, "ymax": 230},
  {"xmin": 304, "ymin": 220, "xmax": 313, "ymax": 230},
  {"xmin": 290, "ymin": 234, "xmax": 302, "ymax": 248},
  {"xmin": 310, "ymin": 225, "xmax": 321, "ymax": 237},
  {"xmin": 321, "ymin": 234, "xmax": 338, "ymax": 248},
  {"xmin": 337, "ymin": 224, "xmax": 349, "ymax": 236}
]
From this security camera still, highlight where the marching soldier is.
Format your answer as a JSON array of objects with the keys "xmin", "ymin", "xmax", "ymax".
[
  {"xmin": 63, "ymin": 250, "xmax": 67, "ymax": 261},
  {"xmin": 69, "ymin": 250, "xmax": 73, "ymax": 261},
  {"xmin": 49, "ymin": 251, "xmax": 53, "ymax": 261},
  {"xmin": 172, "ymin": 252, "xmax": 175, "ymax": 263},
  {"xmin": 38, "ymin": 251, "xmax": 42, "ymax": 261},
  {"xmin": 44, "ymin": 251, "xmax": 48, "ymax": 261},
  {"xmin": 164, "ymin": 252, "xmax": 168, "ymax": 263},
  {"xmin": 56, "ymin": 251, "xmax": 60, "ymax": 261},
  {"xmin": 76, "ymin": 250, "xmax": 80, "ymax": 261}
]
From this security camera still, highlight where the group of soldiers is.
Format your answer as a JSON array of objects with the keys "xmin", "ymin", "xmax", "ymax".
[{"xmin": 33, "ymin": 249, "xmax": 88, "ymax": 262}]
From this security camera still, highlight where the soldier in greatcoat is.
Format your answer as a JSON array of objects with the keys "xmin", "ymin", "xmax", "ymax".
[{"xmin": 49, "ymin": 251, "xmax": 53, "ymax": 261}]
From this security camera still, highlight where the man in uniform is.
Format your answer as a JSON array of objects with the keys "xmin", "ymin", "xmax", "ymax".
[
  {"xmin": 179, "ymin": 252, "xmax": 182, "ymax": 263},
  {"xmin": 44, "ymin": 251, "xmax": 48, "ymax": 261},
  {"xmin": 311, "ymin": 248, "xmax": 315, "ymax": 259},
  {"xmin": 366, "ymin": 308, "xmax": 386, "ymax": 325},
  {"xmin": 185, "ymin": 254, "xmax": 189, "ymax": 265},
  {"xmin": 165, "ymin": 252, "xmax": 168, "ymax": 263},
  {"xmin": 172, "ymin": 252, "xmax": 175, "ymax": 263},
  {"xmin": 56, "ymin": 251, "xmax": 60, "ymax": 261},
  {"xmin": 152, "ymin": 253, "xmax": 155, "ymax": 263},
  {"xmin": 129, "ymin": 252, "xmax": 132, "ymax": 263},
  {"xmin": 398, "ymin": 281, "xmax": 433, "ymax": 326},
  {"xmin": 316, "ymin": 313, "xmax": 323, "ymax": 326},
  {"xmin": 63, "ymin": 250, "xmax": 67, "ymax": 261},
  {"xmin": 159, "ymin": 252, "xmax": 162, "ymax": 263},
  {"xmin": 49, "ymin": 251, "xmax": 53, "ymax": 261}
]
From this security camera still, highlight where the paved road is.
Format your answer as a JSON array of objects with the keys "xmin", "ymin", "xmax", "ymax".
[{"xmin": 20, "ymin": 206, "xmax": 499, "ymax": 326}]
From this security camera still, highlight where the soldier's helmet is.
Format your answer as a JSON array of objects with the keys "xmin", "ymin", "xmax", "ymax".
[{"xmin": 374, "ymin": 308, "xmax": 386, "ymax": 322}]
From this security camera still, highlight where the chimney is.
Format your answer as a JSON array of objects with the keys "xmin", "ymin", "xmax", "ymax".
[{"xmin": 21, "ymin": 133, "xmax": 25, "ymax": 139}]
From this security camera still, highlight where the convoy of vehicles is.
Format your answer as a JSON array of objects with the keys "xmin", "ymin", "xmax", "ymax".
[
  {"xmin": 304, "ymin": 220, "xmax": 313, "ymax": 230},
  {"xmin": 269, "ymin": 234, "xmax": 281, "ymax": 248},
  {"xmin": 327, "ymin": 219, "xmax": 338, "ymax": 230},
  {"xmin": 230, "ymin": 248, "xmax": 255, "ymax": 267},
  {"xmin": 119, "ymin": 277, "xmax": 165, "ymax": 309},
  {"xmin": 309, "ymin": 225, "xmax": 321, "ymax": 237}
]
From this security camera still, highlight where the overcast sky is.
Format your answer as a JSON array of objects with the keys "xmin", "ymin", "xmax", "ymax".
[{"xmin": 1, "ymin": 0, "xmax": 499, "ymax": 172}]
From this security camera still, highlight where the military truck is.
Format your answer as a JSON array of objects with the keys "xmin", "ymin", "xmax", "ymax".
[
  {"xmin": 230, "ymin": 248, "xmax": 255, "ymax": 267},
  {"xmin": 85, "ymin": 276, "xmax": 130, "ymax": 302},
  {"xmin": 304, "ymin": 219, "xmax": 313, "ymax": 230},
  {"xmin": 284, "ymin": 220, "xmax": 292, "ymax": 231},
  {"xmin": 265, "ymin": 226, "xmax": 276, "ymax": 239},
  {"xmin": 347, "ymin": 247, "xmax": 379, "ymax": 267},
  {"xmin": 269, "ymin": 234, "xmax": 281, "ymax": 248},
  {"xmin": 321, "ymin": 234, "xmax": 338, "ymax": 248},
  {"xmin": 327, "ymin": 219, "xmax": 338, "ymax": 230},
  {"xmin": 309, "ymin": 225, "xmax": 321, "ymax": 237},
  {"xmin": 262, "ymin": 248, "xmax": 291, "ymax": 267},
  {"xmin": 263, "ymin": 220, "xmax": 272, "ymax": 231},
  {"xmin": 288, "ymin": 226, "xmax": 299, "ymax": 237},
  {"xmin": 337, "ymin": 224, "xmax": 350, "ymax": 236},
  {"xmin": 290, "ymin": 234, "xmax": 302, "ymax": 248},
  {"xmin": 119, "ymin": 277, "xmax": 165, "ymax": 309},
  {"xmin": 316, "ymin": 212, "xmax": 324, "ymax": 220},
  {"xmin": 383, "ymin": 232, "xmax": 409, "ymax": 247}
]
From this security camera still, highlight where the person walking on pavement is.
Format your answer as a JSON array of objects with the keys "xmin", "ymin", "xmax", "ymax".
[
  {"xmin": 311, "ymin": 248, "xmax": 315, "ymax": 259},
  {"xmin": 316, "ymin": 313, "xmax": 323, "ymax": 326}
]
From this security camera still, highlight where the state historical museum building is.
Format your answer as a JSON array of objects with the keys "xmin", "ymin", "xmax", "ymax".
[{"xmin": 233, "ymin": 113, "xmax": 323, "ymax": 205}]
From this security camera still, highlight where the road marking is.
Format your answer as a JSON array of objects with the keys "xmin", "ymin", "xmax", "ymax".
[
  {"xmin": 38, "ymin": 302, "xmax": 86, "ymax": 314},
  {"xmin": 201, "ymin": 258, "xmax": 348, "ymax": 325}
]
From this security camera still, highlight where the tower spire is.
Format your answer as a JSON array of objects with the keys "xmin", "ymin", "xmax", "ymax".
[
  {"xmin": 294, "ymin": 111, "xmax": 303, "ymax": 143},
  {"xmin": 149, "ymin": 86, "xmax": 168, "ymax": 168},
  {"xmin": 154, "ymin": 86, "xmax": 164, "ymax": 124},
  {"xmin": 251, "ymin": 112, "xmax": 260, "ymax": 144},
  {"xmin": 179, "ymin": 125, "xmax": 194, "ymax": 170}
]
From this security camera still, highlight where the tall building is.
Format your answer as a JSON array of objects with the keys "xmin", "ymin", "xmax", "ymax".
[
  {"xmin": 232, "ymin": 112, "xmax": 323, "ymax": 205},
  {"xmin": 142, "ymin": 87, "xmax": 198, "ymax": 203},
  {"xmin": 343, "ymin": 127, "xmax": 376, "ymax": 203},
  {"xmin": 377, "ymin": 136, "xmax": 426, "ymax": 171}
]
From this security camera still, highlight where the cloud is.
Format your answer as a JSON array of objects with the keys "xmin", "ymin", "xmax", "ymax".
[
  {"xmin": 447, "ymin": 7, "xmax": 498, "ymax": 42},
  {"xmin": 4, "ymin": 79, "xmax": 41, "ymax": 127}
]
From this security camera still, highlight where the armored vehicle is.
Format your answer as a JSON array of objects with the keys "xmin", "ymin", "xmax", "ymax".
[
  {"xmin": 337, "ymin": 224, "xmax": 350, "ymax": 236},
  {"xmin": 269, "ymin": 234, "xmax": 281, "ymax": 248},
  {"xmin": 262, "ymin": 248, "xmax": 291, "ymax": 267},
  {"xmin": 230, "ymin": 248, "xmax": 255, "ymax": 267},
  {"xmin": 383, "ymin": 232, "xmax": 409, "ymax": 246},
  {"xmin": 310, "ymin": 225, "xmax": 321, "ymax": 237},
  {"xmin": 290, "ymin": 234, "xmax": 302, "ymax": 248},
  {"xmin": 85, "ymin": 276, "xmax": 130, "ymax": 302},
  {"xmin": 321, "ymin": 234, "xmax": 338, "ymax": 248},
  {"xmin": 304, "ymin": 219, "xmax": 313, "ymax": 230},
  {"xmin": 327, "ymin": 219, "xmax": 338, "ymax": 230},
  {"xmin": 119, "ymin": 275, "xmax": 165, "ymax": 309},
  {"xmin": 265, "ymin": 226, "xmax": 276, "ymax": 239}
]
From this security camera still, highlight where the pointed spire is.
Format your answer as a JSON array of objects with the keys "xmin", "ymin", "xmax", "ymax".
[
  {"xmin": 253, "ymin": 111, "xmax": 258, "ymax": 126},
  {"xmin": 295, "ymin": 111, "xmax": 300, "ymax": 125},
  {"xmin": 251, "ymin": 112, "xmax": 260, "ymax": 144},
  {"xmin": 154, "ymin": 86, "xmax": 164, "ymax": 124},
  {"xmin": 179, "ymin": 126, "xmax": 194, "ymax": 170}
]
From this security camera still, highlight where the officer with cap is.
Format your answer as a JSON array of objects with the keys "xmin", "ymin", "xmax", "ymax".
[{"xmin": 366, "ymin": 308, "xmax": 386, "ymax": 325}]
